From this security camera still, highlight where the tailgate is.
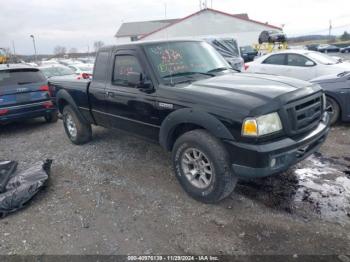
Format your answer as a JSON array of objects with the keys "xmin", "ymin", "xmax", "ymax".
[{"xmin": 0, "ymin": 68, "xmax": 50, "ymax": 108}]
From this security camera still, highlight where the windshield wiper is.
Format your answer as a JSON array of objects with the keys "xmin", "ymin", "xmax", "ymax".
[
  {"xmin": 337, "ymin": 71, "xmax": 350, "ymax": 77},
  {"xmin": 17, "ymin": 81, "xmax": 34, "ymax": 85},
  {"xmin": 207, "ymin": 67, "xmax": 229, "ymax": 73},
  {"xmin": 207, "ymin": 67, "xmax": 240, "ymax": 73},
  {"xmin": 162, "ymin": 71, "xmax": 215, "ymax": 79}
]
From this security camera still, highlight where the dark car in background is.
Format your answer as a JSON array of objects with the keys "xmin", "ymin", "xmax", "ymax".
[
  {"xmin": 258, "ymin": 30, "xmax": 286, "ymax": 44},
  {"xmin": 205, "ymin": 38, "xmax": 244, "ymax": 71},
  {"xmin": 311, "ymin": 71, "xmax": 350, "ymax": 124},
  {"xmin": 317, "ymin": 44, "xmax": 340, "ymax": 53},
  {"xmin": 0, "ymin": 64, "xmax": 57, "ymax": 124},
  {"xmin": 306, "ymin": 44, "xmax": 320, "ymax": 51},
  {"xmin": 340, "ymin": 46, "xmax": 350, "ymax": 53},
  {"xmin": 240, "ymin": 45, "xmax": 258, "ymax": 62}
]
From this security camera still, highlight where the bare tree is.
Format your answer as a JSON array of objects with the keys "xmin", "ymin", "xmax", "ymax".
[
  {"xmin": 93, "ymin": 41, "xmax": 104, "ymax": 52},
  {"xmin": 54, "ymin": 46, "xmax": 67, "ymax": 56},
  {"xmin": 69, "ymin": 48, "xmax": 78, "ymax": 54},
  {"xmin": 2, "ymin": 47, "xmax": 11, "ymax": 56}
]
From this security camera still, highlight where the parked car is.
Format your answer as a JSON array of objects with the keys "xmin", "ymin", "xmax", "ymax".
[
  {"xmin": 311, "ymin": 71, "xmax": 350, "ymax": 124},
  {"xmin": 258, "ymin": 30, "xmax": 286, "ymax": 44},
  {"xmin": 317, "ymin": 44, "xmax": 340, "ymax": 53},
  {"xmin": 39, "ymin": 65, "xmax": 76, "ymax": 79},
  {"xmin": 40, "ymin": 60, "xmax": 60, "ymax": 66},
  {"xmin": 77, "ymin": 57, "xmax": 96, "ymax": 64},
  {"xmin": 306, "ymin": 44, "xmax": 320, "ymax": 51},
  {"xmin": 51, "ymin": 40, "xmax": 330, "ymax": 203},
  {"xmin": 240, "ymin": 45, "xmax": 258, "ymax": 62},
  {"xmin": 340, "ymin": 46, "xmax": 350, "ymax": 53},
  {"xmin": 0, "ymin": 64, "xmax": 57, "ymax": 124},
  {"xmin": 204, "ymin": 38, "xmax": 244, "ymax": 71},
  {"xmin": 58, "ymin": 59, "xmax": 76, "ymax": 66},
  {"xmin": 246, "ymin": 50, "xmax": 350, "ymax": 81},
  {"xmin": 67, "ymin": 63, "xmax": 93, "ymax": 78}
]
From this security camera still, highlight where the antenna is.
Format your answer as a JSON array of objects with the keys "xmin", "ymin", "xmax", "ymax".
[{"xmin": 164, "ymin": 2, "xmax": 174, "ymax": 86}]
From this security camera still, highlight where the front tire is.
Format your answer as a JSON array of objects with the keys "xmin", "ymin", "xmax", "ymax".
[
  {"xmin": 62, "ymin": 105, "xmax": 92, "ymax": 144},
  {"xmin": 326, "ymin": 96, "xmax": 340, "ymax": 125},
  {"xmin": 172, "ymin": 130, "xmax": 237, "ymax": 203}
]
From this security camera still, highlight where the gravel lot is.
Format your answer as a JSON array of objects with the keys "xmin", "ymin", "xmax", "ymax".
[{"xmin": 0, "ymin": 116, "xmax": 350, "ymax": 255}]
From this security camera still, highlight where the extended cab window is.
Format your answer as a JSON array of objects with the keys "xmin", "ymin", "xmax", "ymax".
[
  {"xmin": 262, "ymin": 54, "xmax": 286, "ymax": 65},
  {"xmin": 94, "ymin": 51, "xmax": 109, "ymax": 81},
  {"xmin": 112, "ymin": 55, "xmax": 142, "ymax": 87},
  {"xmin": 287, "ymin": 54, "xmax": 314, "ymax": 67}
]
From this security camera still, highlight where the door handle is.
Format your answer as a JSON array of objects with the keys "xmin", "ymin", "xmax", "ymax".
[{"xmin": 106, "ymin": 91, "xmax": 114, "ymax": 97}]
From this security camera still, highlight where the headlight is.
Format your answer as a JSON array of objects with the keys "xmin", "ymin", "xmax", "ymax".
[{"xmin": 242, "ymin": 112, "xmax": 283, "ymax": 137}]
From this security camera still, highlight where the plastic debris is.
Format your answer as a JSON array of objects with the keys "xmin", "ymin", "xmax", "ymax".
[{"xmin": 0, "ymin": 159, "xmax": 52, "ymax": 218}]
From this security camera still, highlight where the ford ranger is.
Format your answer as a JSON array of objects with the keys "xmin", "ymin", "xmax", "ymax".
[{"xmin": 51, "ymin": 40, "xmax": 330, "ymax": 203}]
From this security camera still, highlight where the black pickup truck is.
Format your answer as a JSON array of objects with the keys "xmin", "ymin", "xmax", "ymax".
[{"xmin": 51, "ymin": 40, "xmax": 330, "ymax": 203}]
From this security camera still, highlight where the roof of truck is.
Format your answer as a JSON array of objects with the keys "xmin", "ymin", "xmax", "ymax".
[{"xmin": 99, "ymin": 39, "xmax": 203, "ymax": 52}]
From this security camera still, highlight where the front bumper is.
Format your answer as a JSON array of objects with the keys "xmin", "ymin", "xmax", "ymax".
[{"xmin": 224, "ymin": 113, "xmax": 330, "ymax": 178}]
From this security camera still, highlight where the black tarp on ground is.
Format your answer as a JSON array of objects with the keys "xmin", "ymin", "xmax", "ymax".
[{"xmin": 0, "ymin": 159, "xmax": 51, "ymax": 217}]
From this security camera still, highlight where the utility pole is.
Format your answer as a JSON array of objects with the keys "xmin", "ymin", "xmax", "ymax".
[
  {"xmin": 30, "ymin": 35, "xmax": 37, "ymax": 63},
  {"xmin": 329, "ymin": 20, "xmax": 332, "ymax": 41},
  {"xmin": 11, "ymin": 41, "xmax": 16, "ymax": 56}
]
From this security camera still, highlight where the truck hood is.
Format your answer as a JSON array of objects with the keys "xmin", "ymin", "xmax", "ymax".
[{"xmin": 176, "ymin": 72, "xmax": 321, "ymax": 117}]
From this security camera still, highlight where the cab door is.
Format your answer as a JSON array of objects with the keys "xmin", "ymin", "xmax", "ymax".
[
  {"xmin": 104, "ymin": 49, "xmax": 161, "ymax": 141},
  {"xmin": 89, "ymin": 50, "xmax": 111, "ymax": 126}
]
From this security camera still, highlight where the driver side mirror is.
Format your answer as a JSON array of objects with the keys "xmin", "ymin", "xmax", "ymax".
[
  {"xmin": 127, "ymin": 72, "xmax": 153, "ymax": 92},
  {"xmin": 127, "ymin": 72, "xmax": 142, "ymax": 86},
  {"xmin": 305, "ymin": 61, "xmax": 315, "ymax": 67}
]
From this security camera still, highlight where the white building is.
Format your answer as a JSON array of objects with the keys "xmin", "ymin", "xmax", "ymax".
[{"xmin": 115, "ymin": 8, "xmax": 282, "ymax": 46}]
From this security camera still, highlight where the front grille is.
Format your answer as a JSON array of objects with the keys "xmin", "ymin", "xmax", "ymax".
[{"xmin": 284, "ymin": 93, "xmax": 323, "ymax": 136}]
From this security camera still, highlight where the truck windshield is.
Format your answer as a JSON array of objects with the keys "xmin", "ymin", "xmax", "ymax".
[{"xmin": 144, "ymin": 41, "xmax": 230, "ymax": 85}]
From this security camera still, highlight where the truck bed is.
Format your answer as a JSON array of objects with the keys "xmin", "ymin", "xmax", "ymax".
[{"xmin": 49, "ymin": 76, "xmax": 94, "ymax": 123}]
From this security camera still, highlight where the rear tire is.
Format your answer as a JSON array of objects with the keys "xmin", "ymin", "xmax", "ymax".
[
  {"xmin": 172, "ymin": 129, "xmax": 237, "ymax": 203},
  {"xmin": 45, "ymin": 111, "xmax": 58, "ymax": 123},
  {"xmin": 326, "ymin": 96, "xmax": 340, "ymax": 125},
  {"xmin": 62, "ymin": 105, "xmax": 92, "ymax": 144}
]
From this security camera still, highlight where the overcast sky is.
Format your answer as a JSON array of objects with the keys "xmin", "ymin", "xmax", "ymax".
[{"xmin": 0, "ymin": 0, "xmax": 349, "ymax": 55}]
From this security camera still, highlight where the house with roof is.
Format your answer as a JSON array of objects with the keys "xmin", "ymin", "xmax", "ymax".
[{"xmin": 115, "ymin": 8, "xmax": 282, "ymax": 46}]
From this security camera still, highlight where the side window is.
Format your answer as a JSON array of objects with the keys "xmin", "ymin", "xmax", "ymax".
[
  {"xmin": 94, "ymin": 51, "xmax": 109, "ymax": 81},
  {"xmin": 287, "ymin": 54, "xmax": 313, "ymax": 67},
  {"xmin": 112, "ymin": 55, "xmax": 142, "ymax": 87},
  {"xmin": 262, "ymin": 54, "xmax": 286, "ymax": 65}
]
